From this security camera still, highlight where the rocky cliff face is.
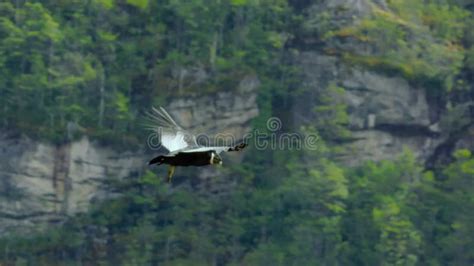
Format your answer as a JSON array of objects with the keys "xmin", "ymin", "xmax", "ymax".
[
  {"xmin": 0, "ymin": 136, "xmax": 145, "ymax": 236},
  {"xmin": 1, "ymin": 0, "xmax": 472, "ymax": 236},
  {"xmin": 292, "ymin": 0, "xmax": 473, "ymax": 166},
  {"xmin": 0, "ymin": 77, "xmax": 259, "ymax": 235},
  {"xmin": 294, "ymin": 52, "xmax": 442, "ymax": 165}
]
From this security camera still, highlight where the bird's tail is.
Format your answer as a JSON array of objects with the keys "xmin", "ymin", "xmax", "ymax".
[{"xmin": 149, "ymin": 155, "xmax": 165, "ymax": 165}]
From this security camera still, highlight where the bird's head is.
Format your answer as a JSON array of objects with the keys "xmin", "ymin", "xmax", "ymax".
[{"xmin": 210, "ymin": 151, "xmax": 223, "ymax": 165}]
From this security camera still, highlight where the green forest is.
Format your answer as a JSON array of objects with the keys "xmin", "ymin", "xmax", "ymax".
[{"xmin": 0, "ymin": 0, "xmax": 473, "ymax": 265}]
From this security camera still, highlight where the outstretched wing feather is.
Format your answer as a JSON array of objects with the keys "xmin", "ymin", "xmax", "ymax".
[
  {"xmin": 181, "ymin": 146, "xmax": 229, "ymax": 154},
  {"xmin": 182, "ymin": 143, "xmax": 247, "ymax": 154},
  {"xmin": 147, "ymin": 107, "xmax": 180, "ymax": 129},
  {"xmin": 144, "ymin": 107, "xmax": 198, "ymax": 153},
  {"xmin": 160, "ymin": 129, "xmax": 190, "ymax": 152},
  {"xmin": 158, "ymin": 107, "xmax": 181, "ymax": 129}
]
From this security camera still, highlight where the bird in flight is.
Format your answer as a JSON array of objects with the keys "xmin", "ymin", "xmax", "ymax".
[{"xmin": 146, "ymin": 107, "xmax": 247, "ymax": 182}]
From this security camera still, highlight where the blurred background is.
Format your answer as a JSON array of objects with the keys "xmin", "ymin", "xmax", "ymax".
[{"xmin": 0, "ymin": 0, "xmax": 473, "ymax": 265}]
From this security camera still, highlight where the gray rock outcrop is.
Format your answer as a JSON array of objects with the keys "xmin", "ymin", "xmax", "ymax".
[
  {"xmin": 0, "ymin": 137, "xmax": 145, "ymax": 235},
  {"xmin": 294, "ymin": 51, "xmax": 442, "ymax": 165},
  {"xmin": 0, "ymin": 78, "xmax": 259, "ymax": 235}
]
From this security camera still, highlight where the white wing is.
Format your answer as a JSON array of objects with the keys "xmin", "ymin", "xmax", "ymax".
[
  {"xmin": 145, "ymin": 107, "xmax": 198, "ymax": 153},
  {"xmin": 182, "ymin": 143, "xmax": 247, "ymax": 154},
  {"xmin": 181, "ymin": 146, "xmax": 229, "ymax": 154}
]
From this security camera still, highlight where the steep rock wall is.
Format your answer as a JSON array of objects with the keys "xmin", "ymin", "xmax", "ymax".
[
  {"xmin": 0, "ymin": 136, "xmax": 145, "ymax": 235},
  {"xmin": 0, "ymin": 78, "xmax": 259, "ymax": 235},
  {"xmin": 290, "ymin": 0, "xmax": 472, "ymax": 166},
  {"xmin": 293, "ymin": 52, "xmax": 443, "ymax": 165}
]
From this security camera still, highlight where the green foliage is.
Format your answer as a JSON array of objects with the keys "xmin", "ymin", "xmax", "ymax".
[
  {"xmin": 465, "ymin": 46, "xmax": 474, "ymax": 71},
  {"xmin": 126, "ymin": 0, "xmax": 148, "ymax": 9},
  {"xmin": 0, "ymin": 1, "xmax": 473, "ymax": 265},
  {"xmin": 312, "ymin": 84, "xmax": 351, "ymax": 141},
  {"xmin": 422, "ymin": 3, "xmax": 469, "ymax": 41},
  {"xmin": 0, "ymin": 0, "xmax": 294, "ymax": 144},
  {"xmin": 325, "ymin": 0, "xmax": 470, "ymax": 91},
  {"xmin": 373, "ymin": 196, "xmax": 421, "ymax": 266},
  {"xmin": 95, "ymin": 0, "xmax": 115, "ymax": 9},
  {"xmin": 3, "ymin": 144, "xmax": 472, "ymax": 265}
]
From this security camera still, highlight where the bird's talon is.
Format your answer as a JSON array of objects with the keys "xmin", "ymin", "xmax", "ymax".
[{"xmin": 167, "ymin": 165, "xmax": 176, "ymax": 183}]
